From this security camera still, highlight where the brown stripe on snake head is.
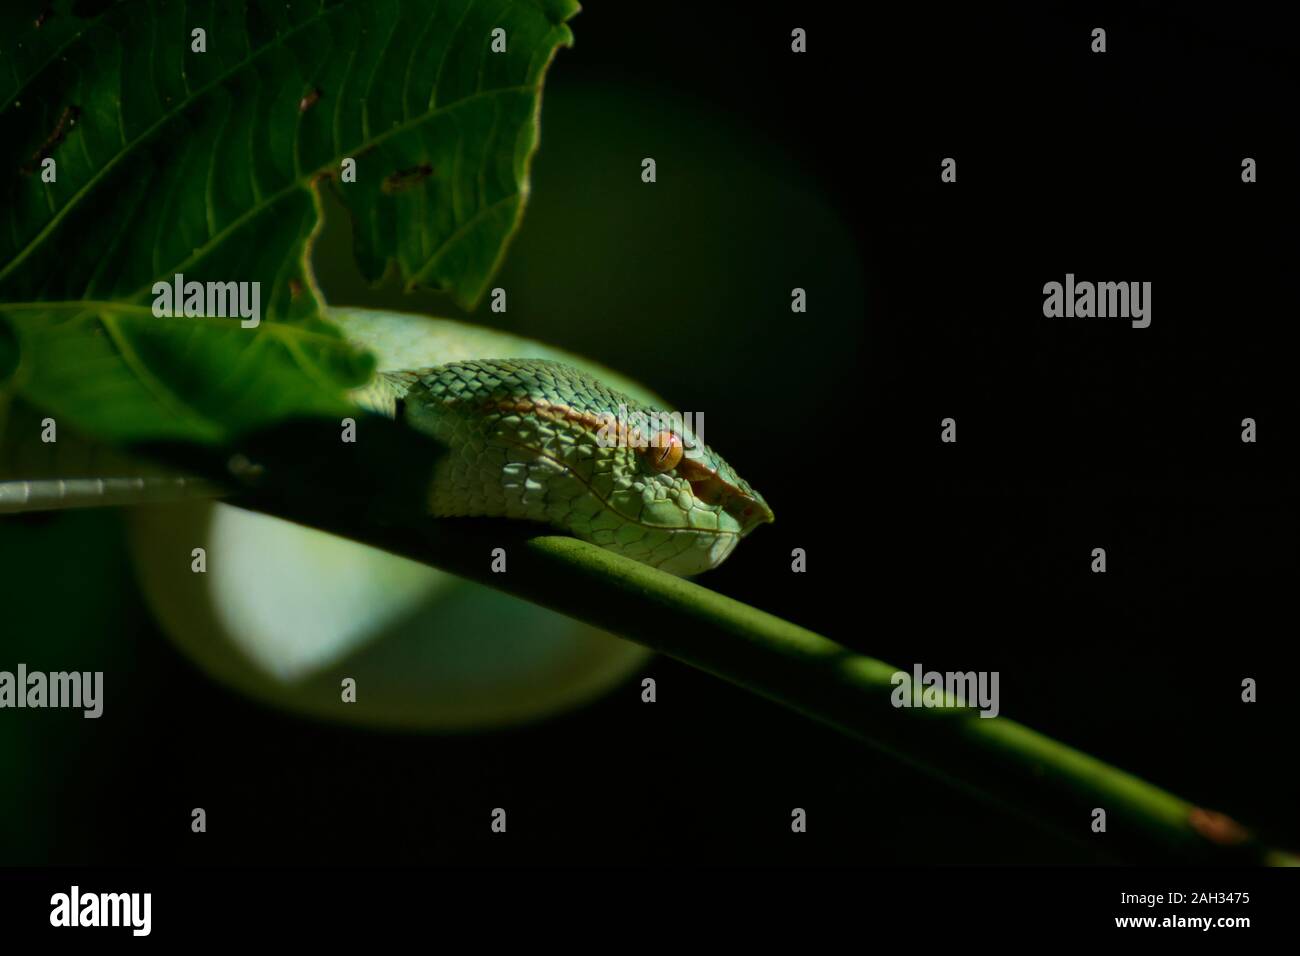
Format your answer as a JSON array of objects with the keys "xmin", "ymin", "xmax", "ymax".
[
  {"xmin": 480, "ymin": 399, "xmax": 683, "ymax": 465},
  {"xmin": 481, "ymin": 398, "xmax": 624, "ymax": 439},
  {"xmin": 477, "ymin": 397, "xmax": 749, "ymax": 509}
]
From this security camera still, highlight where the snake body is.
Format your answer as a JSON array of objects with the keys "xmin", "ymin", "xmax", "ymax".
[
  {"xmin": 336, "ymin": 308, "xmax": 771, "ymax": 575},
  {"xmin": 4, "ymin": 308, "xmax": 772, "ymax": 576},
  {"xmin": 1, "ymin": 308, "xmax": 772, "ymax": 727}
]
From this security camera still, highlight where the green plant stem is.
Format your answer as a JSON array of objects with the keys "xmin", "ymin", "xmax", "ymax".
[{"xmin": 242, "ymin": 494, "xmax": 1295, "ymax": 867}]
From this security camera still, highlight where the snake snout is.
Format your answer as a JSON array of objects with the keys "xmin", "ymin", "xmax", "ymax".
[{"xmin": 727, "ymin": 490, "xmax": 775, "ymax": 537}]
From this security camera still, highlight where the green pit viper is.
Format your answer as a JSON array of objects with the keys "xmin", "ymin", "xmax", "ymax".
[{"xmin": 0, "ymin": 307, "xmax": 773, "ymax": 728}]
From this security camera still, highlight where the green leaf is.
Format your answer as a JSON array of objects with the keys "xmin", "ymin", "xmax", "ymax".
[
  {"xmin": 0, "ymin": 0, "xmax": 579, "ymax": 444},
  {"xmin": 3, "ymin": 302, "xmax": 373, "ymax": 443}
]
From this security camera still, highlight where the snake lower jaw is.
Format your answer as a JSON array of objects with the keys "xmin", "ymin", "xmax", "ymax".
[{"xmin": 644, "ymin": 531, "xmax": 742, "ymax": 577}]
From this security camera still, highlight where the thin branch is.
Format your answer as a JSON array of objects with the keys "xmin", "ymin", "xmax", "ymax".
[{"xmin": 242, "ymin": 491, "xmax": 1298, "ymax": 867}]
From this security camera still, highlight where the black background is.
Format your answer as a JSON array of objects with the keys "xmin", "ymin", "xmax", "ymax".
[{"xmin": 3, "ymin": 0, "xmax": 1300, "ymax": 882}]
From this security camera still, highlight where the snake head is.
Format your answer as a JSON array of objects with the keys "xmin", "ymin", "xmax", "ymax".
[
  {"xmin": 402, "ymin": 359, "xmax": 774, "ymax": 577},
  {"xmin": 608, "ymin": 411, "xmax": 775, "ymax": 575},
  {"xmin": 666, "ymin": 437, "xmax": 775, "ymax": 536}
]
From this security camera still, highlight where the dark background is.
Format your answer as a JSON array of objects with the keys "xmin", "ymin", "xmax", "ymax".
[{"xmin": 2, "ymin": 1, "xmax": 1298, "ymax": 867}]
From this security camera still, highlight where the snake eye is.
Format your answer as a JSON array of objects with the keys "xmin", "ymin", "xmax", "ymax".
[{"xmin": 646, "ymin": 431, "xmax": 684, "ymax": 472}]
